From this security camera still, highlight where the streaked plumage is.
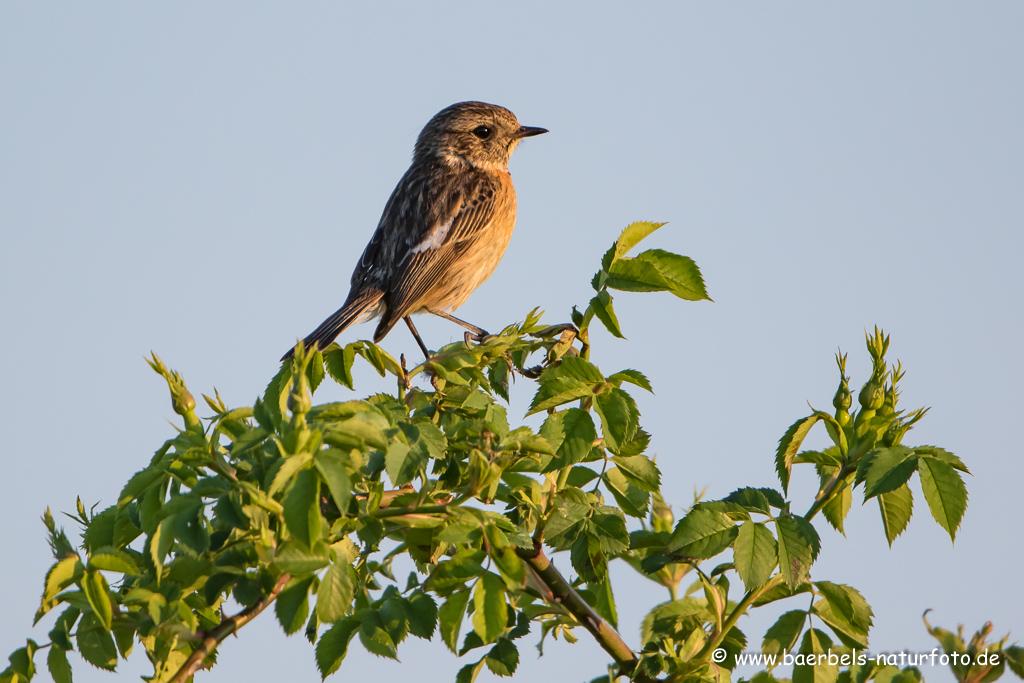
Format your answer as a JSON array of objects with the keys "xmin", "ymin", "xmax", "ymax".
[{"xmin": 283, "ymin": 101, "xmax": 545, "ymax": 361}]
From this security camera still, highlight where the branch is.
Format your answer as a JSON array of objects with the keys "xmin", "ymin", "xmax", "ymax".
[
  {"xmin": 516, "ymin": 541, "xmax": 654, "ymax": 682},
  {"xmin": 170, "ymin": 573, "xmax": 290, "ymax": 683}
]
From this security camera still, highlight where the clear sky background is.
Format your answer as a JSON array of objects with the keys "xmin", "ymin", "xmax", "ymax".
[{"xmin": 2, "ymin": 4, "xmax": 1022, "ymax": 683}]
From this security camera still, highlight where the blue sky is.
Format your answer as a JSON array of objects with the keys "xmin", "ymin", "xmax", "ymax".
[{"xmin": 2, "ymin": 4, "xmax": 1022, "ymax": 682}]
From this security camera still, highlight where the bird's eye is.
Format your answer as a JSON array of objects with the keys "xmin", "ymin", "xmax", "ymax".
[{"xmin": 472, "ymin": 125, "xmax": 492, "ymax": 139}]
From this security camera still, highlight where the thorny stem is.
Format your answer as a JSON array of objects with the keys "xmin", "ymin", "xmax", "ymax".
[
  {"xmin": 170, "ymin": 573, "xmax": 290, "ymax": 683},
  {"xmin": 515, "ymin": 540, "xmax": 654, "ymax": 683}
]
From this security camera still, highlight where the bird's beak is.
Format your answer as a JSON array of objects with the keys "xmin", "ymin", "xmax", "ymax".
[{"xmin": 515, "ymin": 126, "xmax": 548, "ymax": 139}]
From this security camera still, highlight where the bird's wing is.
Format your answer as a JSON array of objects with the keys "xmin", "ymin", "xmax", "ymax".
[{"xmin": 380, "ymin": 171, "xmax": 501, "ymax": 322}]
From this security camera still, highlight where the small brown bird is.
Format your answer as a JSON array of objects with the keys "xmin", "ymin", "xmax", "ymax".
[{"xmin": 282, "ymin": 101, "xmax": 546, "ymax": 362}]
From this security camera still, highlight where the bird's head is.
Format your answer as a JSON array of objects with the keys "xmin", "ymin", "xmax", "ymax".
[{"xmin": 414, "ymin": 101, "xmax": 547, "ymax": 171}]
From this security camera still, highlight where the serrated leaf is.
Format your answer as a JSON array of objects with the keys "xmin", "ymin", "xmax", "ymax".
[
  {"xmin": 485, "ymin": 639, "xmax": 520, "ymax": 677},
  {"xmin": 275, "ymin": 576, "xmax": 314, "ymax": 635},
  {"xmin": 590, "ymin": 290, "xmax": 625, "ymax": 338},
  {"xmin": 611, "ymin": 455, "xmax": 661, "ymax": 491},
  {"xmin": 76, "ymin": 615, "xmax": 117, "ymax": 671},
  {"xmin": 776, "ymin": 416, "xmax": 819, "ymax": 495},
  {"xmin": 82, "ymin": 570, "xmax": 113, "ymax": 631},
  {"xmin": 543, "ymin": 408, "xmax": 597, "ymax": 472},
  {"xmin": 762, "ymin": 609, "xmax": 806, "ymax": 662},
  {"xmin": 862, "ymin": 447, "xmax": 918, "ymax": 500},
  {"xmin": 47, "ymin": 646, "xmax": 72, "ymax": 683},
  {"xmin": 315, "ymin": 617, "xmax": 359, "ymax": 679},
  {"xmin": 323, "ymin": 345, "xmax": 357, "ymax": 390},
  {"xmin": 472, "ymin": 572, "xmax": 506, "ymax": 644},
  {"xmin": 603, "ymin": 468, "xmax": 650, "ymax": 518},
  {"xmin": 734, "ymin": 522, "xmax": 778, "ymax": 592},
  {"xmin": 88, "ymin": 548, "xmax": 141, "ymax": 575},
  {"xmin": 316, "ymin": 562, "xmax": 354, "ymax": 623},
  {"xmin": 593, "ymin": 387, "xmax": 638, "ymax": 453},
  {"xmin": 314, "ymin": 449, "xmax": 353, "ymax": 514},
  {"xmin": 283, "ymin": 469, "xmax": 321, "ymax": 549},
  {"xmin": 633, "ymin": 249, "xmax": 710, "ymax": 301},
  {"xmin": 776, "ymin": 516, "xmax": 819, "ymax": 588},
  {"xmin": 793, "ymin": 628, "xmax": 837, "ymax": 683},
  {"xmin": 526, "ymin": 377, "xmax": 593, "ymax": 415},
  {"xmin": 42, "ymin": 556, "xmax": 83, "ymax": 604},
  {"xmin": 359, "ymin": 611, "xmax": 398, "ymax": 659},
  {"xmin": 385, "ymin": 440, "xmax": 424, "ymax": 488},
  {"xmin": 917, "ymin": 456, "xmax": 968, "ymax": 543},
  {"xmin": 405, "ymin": 592, "xmax": 438, "ymax": 640},
  {"xmin": 607, "ymin": 369, "xmax": 653, "ymax": 393},
  {"xmin": 822, "ymin": 481, "xmax": 852, "ymax": 535},
  {"xmin": 273, "ymin": 541, "xmax": 330, "ymax": 574},
  {"xmin": 607, "ymin": 221, "xmax": 666, "ymax": 268},
  {"xmin": 269, "ymin": 452, "xmax": 314, "ymax": 497},
  {"xmin": 440, "ymin": 589, "xmax": 471, "ymax": 653},
  {"xmin": 665, "ymin": 508, "xmax": 738, "ymax": 559},
  {"xmin": 877, "ymin": 484, "xmax": 914, "ymax": 547}
]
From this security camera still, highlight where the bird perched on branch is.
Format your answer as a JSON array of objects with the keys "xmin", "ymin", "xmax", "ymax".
[{"xmin": 282, "ymin": 101, "xmax": 546, "ymax": 362}]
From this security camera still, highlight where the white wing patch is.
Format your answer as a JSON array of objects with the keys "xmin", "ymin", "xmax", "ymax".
[{"xmin": 411, "ymin": 216, "xmax": 454, "ymax": 254}]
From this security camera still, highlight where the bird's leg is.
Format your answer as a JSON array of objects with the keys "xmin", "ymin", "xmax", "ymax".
[
  {"xmin": 403, "ymin": 316, "xmax": 432, "ymax": 360},
  {"xmin": 426, "ymin": 308, "xmax": 490, "ymax": 342}
]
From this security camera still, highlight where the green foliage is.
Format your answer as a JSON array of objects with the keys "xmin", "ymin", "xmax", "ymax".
[{"xmin": 0, "ymin": 222, "xmax": 1002, "ymax": 683}]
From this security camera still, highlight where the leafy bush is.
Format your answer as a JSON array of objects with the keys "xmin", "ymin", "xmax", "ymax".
[{"xmin": 3, "ymin": 223, "xmax": 1015, "ymax": 683}]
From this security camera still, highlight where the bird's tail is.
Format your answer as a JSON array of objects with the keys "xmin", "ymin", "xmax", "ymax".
[{"xmin": 281, "ymin": 289, "xmax": 384, "ymax": 361}]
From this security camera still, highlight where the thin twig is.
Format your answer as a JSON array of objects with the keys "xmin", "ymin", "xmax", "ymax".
[
  {"xmin": 515, "ymin": 540, "xmax": 654, "ymax": 682},
  {"xmin": 170, "ymin": 573, "xmax": 291, "ymax": 683}
]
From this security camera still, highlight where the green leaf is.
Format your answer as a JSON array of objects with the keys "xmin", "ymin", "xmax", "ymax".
[
  {"xmin": 762, "ymin": 609, "xmax": 806, "ymax": 662},
  {"xmin": 822, "ymin": 480, "xmax": 852, "ymax": 535},
  {"xmin": 917, "ymin": 456, "xmax": 968, "ymax": 543},
  {"xmin": 602, "ymin": 467, "xmax": 650, "ymax": 518},
  {"xmin": 88, "ymin": 547, "xmax": 141, "ymax": 575},
  {"xmin": 42, "ymin": 556, "xmax": 83, "ymax": 604},
  {"xmin": 323, "ymin": 345, "xmax": 357, "ymax": 390},
  {"xmin": 776, "ymin": 516, "xmax": 819, "ymax": 588},
  {"xmin": 734, "ymin": 521, "xmax": 778, "ymax": 592},
  {"xmin": 273, "ymin": 541, "xmax": 330, "ymax": 574},
  {"xmin": 862, "ymin": 447, "xmax": 918, "ymax": 500},
  {"xmin": 633, "ymin": 249, "xmax": 710, "ymax": 301},
  {"xmin": 877, "ymin": 483, "xmax": 914, "ymax": 547},
  {"xmin": 405, "ymin": 592, "xmax": 438, "ymax": 640},
  {"xmin": 611, "ymin": 455, "xmax": 661, "ymax": 491},
  {"xmin": 776, "ymin": 416, "xmax": 819, "ymax": 495},
  {"xmin": 283, "ymin": 469, "xmax": 322, "ymax": 549},
  {"xmin": 526, "ymin": 378, "xmax": 593, "ymax": 415},
  {"xmin": 792, "ymin": 628, "xmax": 837, "ymax": 683},
  {"xmin": 665, "ymin": 508, "xmax": 738, "ymax": 559},
  {"xmin": 315, "ymin": 617, "xmax": 359, "ymax": 679},
  {"xmin": 314, "ymin": 450, "xmax": 353, "ymax": 514},
  {"xmin": 605, "ymin": 221, "xmax": 666, "ymax": 269},
  {"xmin": 359, "ymin": 610, "xmax": 398, "ymax": 659},
  {"xmin": 589, "ymin": 290, "xmax": 625, "ymax": 338},
  {"xmin": 47, "ymin": 646, "xmax": 72, "ymax": 683},
  {"xmin": 269, "ymin": 452, "xmax": 314, "ymax": 497},
  {"xmin": 275, "ymin": 576, "xmax": 314, "ymax": 635},
  {"xmin": 117, "ymin": 465, "xmax": 168, "ymax": 507},
  {"xmin": 593, "ymin": 387, "xmax": 638, "ymax": 453},
  {"xmin": 914, "ymin": 446, "xmax": 969, "ymax": 473},
  {"xmin": 472, "ymin": 572, "xmax": 507, "ymax": 644},
  {"xmin": 485, "ymin": 639, "xmax": 520, "ymax": 677},
  {"xmin": 440, "ymin": 589, "xmax": 471, "ymax": 653},
  {"xmin": 456, "ymin": 659, "xmax": 487, "ymax": 683},
  {"xmin": 148, "ymin": 515, "xmax": 174, "ymax": 576},
  {"xmin": 316, "ymin": 561, "xmax": 354, "ymax": 623},
  {"xmin": 587, "ymin": 578, "xmax": 618, "ymax": 629},
  {"xmin": 76, "ymin": 614, "xmax": 118, "ymax": 671},
  {"xmin": 543, "ymin": 408, "xmax": 598, "ymax": 472},
  {"xmin": 607, "ymin": 368, "xmax": 653, "ymax": 393},
  {"xmin": 82, "ymin": 570, "xmax": 113, "ymax": 631},
  {"xmin": 379, "ymin": 597, "xmax": 409, "ymax": 646}
]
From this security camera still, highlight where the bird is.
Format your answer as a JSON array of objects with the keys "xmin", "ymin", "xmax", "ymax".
[{"xmin": 282, "ymin": 101, "xmax": 546, "ymax": 362}]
